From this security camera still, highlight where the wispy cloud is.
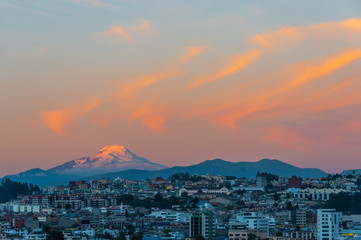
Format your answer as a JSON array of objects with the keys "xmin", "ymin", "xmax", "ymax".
[
  {"xmin": 249, "ymin": 18, "xmax": 361, "ymax": 48},
  {"xmin": 0, "ymin": 1, "xmax": 49, "ymax": 16},
  {"xmin": 187, "ymin": 18, "xmax": 361, "ymax": 91},
  {"xmin": 263, "ymin": 120, "xmax": 361, "ymax": 151},
  {"xmin": 98, "ymin": 20, "xmax": 156, "ymax": 42},
  {"xmin": 101, "ymin": 25, "xmax": 132, "ymax": 40},
  {"xmin": 127, "ymin": 101, "xmax": 170, "ymax": 133},
  {"xmin": 39, "ymin": 18, "xmax": 361, "ymax": 138},
  {"xmin": 118, "ymin": 46, "xmax": 207, "ymax": 99},
  {"xmin": 263, "ymin": 126, "xmax": 310, "ymax": 152},
  {"xmin": 39, "ymin": 99, "xmax": 100, "ymax": 136},
  {"xmin": 188, "ymin": 49, "xmax": 261, "ymax": 89},
  {"xmin": 199, "ymin": 48, "xmax": 361, "ymax": 130}
]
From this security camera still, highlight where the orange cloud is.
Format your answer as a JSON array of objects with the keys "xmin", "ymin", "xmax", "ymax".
[
  {"xmin": 188, "ymin": 49, "xmax": 261, "ymax": 89},
  {"xmin": 263, "ymin": 126, "xmax": 310, "ymax": 152},
  {"xmin": 118, "ymin": 46, "xmax": 206, "ymax": 99},
  {"xmin": 39, "ymin": 99, "xmax": 100, "ymax": 136},
  {"xmin": 277, "ymin": 49, "xmax": 361, "ymax": 94},
  {"xmin": 310, "ymin": 18, "xmax": 361, "ymax": 33},
  {"xmin": 181, "ymin": 46, "xmax": 208, "ymax": 62},
  {"xmin": 99, "ymin": 20, "xmax": 155, "ymax": 41},
  {"xmin": 128, "ymin": 101, "xmax": 170, "ymax": 133},
  {"xmin": 118, "ymin": 70, "xmax": 182, "ymax": 99},
  {"xmin": 203, "ymin": 48, "xmax": 361, "ymax": 129},
  {"xmin": 101, "ymin": 25, "xmax": 132, "ymax": 40},
  {"xmin": 129, "ymin": 20, "xmax": 155, "ymax": 33},
  {"xmin": 249, "ymin": 18, "xmax": 361, "ymax": 48},
  {"xmin": 307, "ymin": 89, "xmax": 361, "ymax": 114},
  {"xmin": 263, "ymin": 120, "xmax": 361, "ymax": 151},
  {"xmin": 249, "ymin": 26, "xmax": 303, "ymax": 47}
]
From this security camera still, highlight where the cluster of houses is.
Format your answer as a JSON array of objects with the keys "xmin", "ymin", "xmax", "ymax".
[{"xmin": 0, "ymin": 173, "xmax": 360, "ymax": 239}]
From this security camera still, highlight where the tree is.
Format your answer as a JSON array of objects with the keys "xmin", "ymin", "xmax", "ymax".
[
  {"xmin": 274, "ymin": 192, "xmax": 279, "ymax": 201},
  {"xmin": 286, "ymin": 202, "xmax": 294, "ymax": 210},
  {"xmin": 126, "ymin": 224, "xmax": 135, "ymax": 235},
  {"xmin": 130, "ymin": 232, "xmax": 143, "ymax": 240},
  {"xmin": 325, "ymin": 192, "xmax": 361, "ymax": 214},
  {"xmin": 47, "ymin": 230, "xmax": 64, "ymax": 240},
  {"xmin": 43, "ymin": 225, "xmax": 51, "ymax": 234},
  {"xmin": 247, "ymin": 233, "xmax": 257, "ymax": 240},
  {"xmin": 65, "ymin": 203, "xmax": 71, "ymax": 210},
  {"xmin": 164, "ymin": 229, "xmax": 171, "ymax": 237},
  {"xmin": 154, "ymin": 192, "xmax": 163, "ymax": 202},
  {"xmin": 191, "ymin": 197, "xmax": 199, "ymax": 204},
  {"xmin": 0, "ymin": 179, "xmax": 40, "ymax": 203},
  {"xmin": 195, "ymin": 235, "xmax": 205, "ymax": 240},
  {"xmin": 116, "ymin": 231, "xmax": 126, "ymax": 240},
  {"xmin": 181, "ymin": 192, "xmax": 188, "ymax": 197}
]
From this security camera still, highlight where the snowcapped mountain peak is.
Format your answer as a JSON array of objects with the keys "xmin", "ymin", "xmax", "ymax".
[
  {"xmin": 48, "ymin": 145, "xmax": 167, "ymax": 175},
  {"xmin": 96, "ymin": 145, "xmax": 131, "ymax": 159}
]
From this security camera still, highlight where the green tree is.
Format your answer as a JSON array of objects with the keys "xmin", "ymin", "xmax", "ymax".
[
  {"xmin": 247, "ymin": 233, "xmax": 257, "ymax": 240},
  {"xmin": 164, "ymin": 229, "xmax": 171, "ymax": 237},
  {"xmin": 195, "ymin": 235, "xmax": 205, "ymax": 240},
  {"xmin": 126, "ymin": 224, "xmax": 135, "ymax": 235},
  {"xmin": 130, "ymin": 232, "xmax": 143, "ymax": 240},
  {"xmin": 47, "ymin": 230, "xmax": 64, "ymax": 240},
  {"xmin": 274, "ymin": 192, "xmax": 279, "ymax": 201},
  {"xmin": 286, "ymin": 202, "xmax": 294, "ymax": 210}
]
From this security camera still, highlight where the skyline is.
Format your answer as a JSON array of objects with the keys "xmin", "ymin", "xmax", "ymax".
[{"xmin": 1, "ymin": 1, "xmax": 361, "ymax": 177}]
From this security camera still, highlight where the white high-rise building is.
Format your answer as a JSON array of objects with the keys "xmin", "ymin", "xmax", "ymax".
[
  {"xmin": 317, "ymin": 209, "xmax": 342, "ymax": 240},
  {"xmin": 230, "ymin": 212, "xmax": 274, "ymax": 236}
]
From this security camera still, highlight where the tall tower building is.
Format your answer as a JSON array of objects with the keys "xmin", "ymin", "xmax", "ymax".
[
  {"xmin": 190, "ymin": 211, "xmax": 216, "ymax": 239},
  {"xmin": 317, "ymin": 209, "xmax": 342, "ymax": 240}
]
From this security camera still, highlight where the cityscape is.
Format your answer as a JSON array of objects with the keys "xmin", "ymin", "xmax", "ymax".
[
  {"xmin": 0, "ymin": 145, "xmax": 360, "ymax": 240},
  {"xmin": 2, "ymin": 1, "xmax": 361, "ymax": 240}
]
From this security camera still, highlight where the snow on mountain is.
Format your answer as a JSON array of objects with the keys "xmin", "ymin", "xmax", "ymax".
[{"xmin": 48, "ymin": 145, "xmax": 167, "ymax": 175}]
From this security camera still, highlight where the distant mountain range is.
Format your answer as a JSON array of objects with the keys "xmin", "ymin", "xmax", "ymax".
[
  {"xmin": 2, "ymin": 145, "xmax": 166, "ymax": 186},
  {"xmin": 89, "ymin": 158, "xmax": 327, "ymax": 181},
  {"xmin": 2, "ymin": 145, "xmax": 329, "ymax": 186},
  {"xmin": 341, "ymin": 169, "xmax": 361, "ymax": 175}
]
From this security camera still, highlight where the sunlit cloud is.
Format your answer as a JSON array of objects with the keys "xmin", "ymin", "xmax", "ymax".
[
  {"xmin": 249, "ymin": 18, "xmax": 361, "ymax": 48},
  {"xmin": 129, "ymin": 20, "xmax": 154, "ymax": 33},
  {"xmin": 181, "ymin": 46, "xmax": 208, "ymax": 62},
  {"xmin": 118, "ymin": 70, "xmax": 182, "ymax": 98},
  {"xmin": 101, "ymin": 25, "xmax": 132, "ymax": 40},
  {"xmin": 99, "ymin": 20, "xmax": 156, "ymax": 41},
  {"xmin": 127, "ymin": 101, "xmax": 170, "ymax": 133},
  {"xmin": 188, "ymin": 49, "xmax": 261, "ymax": 89},
  {"xmin": 263, "ymin": 120, "xmax": 361, "ymax": 151},
  {"xmin": 39, "ymin": 99, "xmax": 100, "ymax": 136},
  {"xmin": 118, "ymin": 46, "xmax": 207, "ymax": 98},
  {"xmin": 249, "ymin": 26, "xmax": 303, "ymax": 47},
  {"xmin": 201, "ymin": 48, "xmax": 361, "ymax": 130},
  {"xmin": 187, "ymin": 18, "xmax": 361, "ymax": 91},
  {"xmin": 263, "ymin": 126, "xmax": 310, "ymax": 152}
]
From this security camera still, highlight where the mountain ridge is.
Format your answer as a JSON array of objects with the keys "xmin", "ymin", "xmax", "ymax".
[
  {"xmin": 47, "ymin": 145, "xmax": 167, "ymax": 176},
  {"xmin": 1, "ymin": 146, "xmax": 328, "ymax": 186}
]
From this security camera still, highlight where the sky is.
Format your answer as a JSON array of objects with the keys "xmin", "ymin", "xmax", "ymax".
[{"xmin": 1, "ymin": 0, "xmax": 361, "ymax": 177}]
